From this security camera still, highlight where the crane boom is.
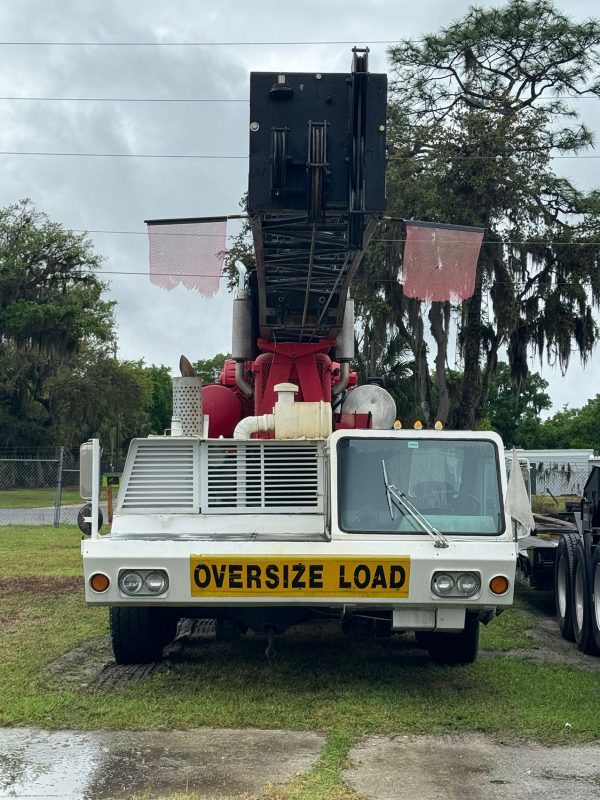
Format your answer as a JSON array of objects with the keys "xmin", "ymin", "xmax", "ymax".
[{"xmin": 248, "ymin": 48, "xmax": 387, "ymax": 343}]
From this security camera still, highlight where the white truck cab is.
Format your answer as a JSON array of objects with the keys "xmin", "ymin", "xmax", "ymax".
[{"xmin": 82, "ymin": 428, "xmax": 517, "ymax": 666}]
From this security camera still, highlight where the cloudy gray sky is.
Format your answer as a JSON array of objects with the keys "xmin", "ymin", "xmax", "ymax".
[{"xmin": 1, "ymin": 0, "xmax": 598, "ymax": 417}]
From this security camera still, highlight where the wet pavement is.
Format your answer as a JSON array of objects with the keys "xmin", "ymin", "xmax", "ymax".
[
  {"xmin": 0, "ymin": 727, "xmax": 325, "ymax": 799},
  {"xmin": 3, "ymin": 728, "xmax": 600, "ymax": 800},
  {"xmin": 345, "ymin": 733, "xmax": 600, "ymax": 800}
]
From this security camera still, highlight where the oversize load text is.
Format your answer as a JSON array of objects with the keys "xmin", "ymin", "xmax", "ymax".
[{"xmin": 189, "ymin": 557, "xmax": 410, "ymax": 597}]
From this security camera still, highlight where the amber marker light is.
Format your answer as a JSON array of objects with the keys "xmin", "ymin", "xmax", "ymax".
[
  {"xmin": 414, "ymin": 420, "xmax": 423, "ymax": 430},
  {"xmin": 90, "ymin": 573, "xmax": 110, "ymax": 593},
  {"xmin": 393, "ymin": 420, "xmax": 402, "ymax": 430},
  {"xmin": 434, "ymin": 420, "xmax": 443, "ymax": 430},
  {"xmin": 489, "ymin": 575, "xmax": 509, "ymax": 595}
]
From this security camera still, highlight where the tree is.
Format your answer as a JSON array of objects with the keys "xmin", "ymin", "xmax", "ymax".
[
  {"xmin": 516, "ymin": 394, "xmax": 600, "ymax": 450},
  {"xmin": 0, "ymin": 200, "xmax": 115, "ymax": 447},
  {"xmin": 142, "ymin": 364, "xmax": 173, "ymax": 435},
  {"xmin": 359, "ymin": 0, "xmax": 600, "ymax": 429},
  {"xmin": 480, "ymin": 362, "xmax": 551, "ymax": 446},
  {"xmin": 46, "ymin": 351, "xmax": 148, "ymax": 449},
  {"xmin": 193, "ymin": 353, "xmax": 229, "ymax": 385}
]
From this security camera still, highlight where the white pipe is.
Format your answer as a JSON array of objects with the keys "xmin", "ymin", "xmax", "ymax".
[
  {"xmin": 235, "ymin": 261, "xmax": 247, "ymax": 292},
  {"xmin": 91, "ymin": 438, "xmax": 100, "ymax": 539},
  {"xmin": 233, "ymin": 414, "xmax": 275, "ymax": 440},
  {"xmin": 235, "ymin": 361, "xmax": 253, "ymax": 398},
  {"xmin": 332, "ymin": 362, "xmax": 350, "ymax": 396}
]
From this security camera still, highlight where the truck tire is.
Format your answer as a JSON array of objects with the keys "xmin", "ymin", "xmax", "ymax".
[
  {"xmin": 427, "ymin": 614, "xmax": 479, "ymax": 665},
  {"xmin": 554, "ymin": 533, "xmax": 579, "ymax": 642},
  {"xmin": 110, "ymin": 607, "xmax": 178, "ymax": 664},
  {"xmin": 571, "ymin": 543, "xmax": 600, "ymax": 655},
  {"xmin": 590, "ymin": 547, "xmax": 600, "ymax": 652}
]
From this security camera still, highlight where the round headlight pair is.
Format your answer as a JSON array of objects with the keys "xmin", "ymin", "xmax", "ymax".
[
  {"xmin": 118, "ymin": 569, "xmax": 168, "ymax": 596},
  {"xmin": 431, "ymin": 571, "xmax": 480, "ymax": 597}
]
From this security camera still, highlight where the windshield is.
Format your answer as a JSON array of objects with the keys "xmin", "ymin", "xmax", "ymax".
[{"xmin": 337, "ymin": 437, "xmax": 504, "ymax": 535}]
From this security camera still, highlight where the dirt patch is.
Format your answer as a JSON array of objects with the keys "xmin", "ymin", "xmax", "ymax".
[
  {"xmin": 483, "ymin": 608, "xmax": 600, "ymax": 671},
  {"xmin": 39, "ymin": 601, "xmax": 600, "ymax": 692},
  {"xmin": 0, "ymin": 576, "xmax": 81, "ymax": 634},
  {"xmin": 41, "ymin": 619, "xmax": 219, "ymax": 690},
  {"xmin": 41, "ymin": 636, "xmax": 114, "ymax": 688},
  {"xmin": 0, "ymin": 575, "xmax": 80, "ymax": 596}
]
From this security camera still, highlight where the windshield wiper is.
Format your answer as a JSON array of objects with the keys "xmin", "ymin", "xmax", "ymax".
[{"xmin": 382, "ymin": 460, "xmax": 449, "ymax": 549}]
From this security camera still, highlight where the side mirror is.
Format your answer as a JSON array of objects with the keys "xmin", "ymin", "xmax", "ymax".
[{"xmin": 80, "ymin": 439, "xmax": 102, "ymax": 500}]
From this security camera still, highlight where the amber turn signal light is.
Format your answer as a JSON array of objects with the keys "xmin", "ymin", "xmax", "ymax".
[
  {"xmin": 489, "ymin": 575, "xmax": 509, "ymax": 595},
  {"xmin": 90, "ymin": 573, "xmax": 110, "ymax": 593}
]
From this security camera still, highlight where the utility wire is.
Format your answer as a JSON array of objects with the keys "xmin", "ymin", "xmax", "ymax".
[
  {"xmin": 0, "ymin": 95, "xmax": 596, "ymax": 103},
  {"xmin": 0, "ymin": 150, "xmax": 246, "ymax": 159},
  {"xmin": 88, "ymin": 268, "xmax": 600, "ymax": 279},
  {"xmin": 1, "ymin": 150, "xmax": 599, "ymax": 160},
  {"xmin": 0, "ymin": 96, "xmax": 248, "ymax": 102},
  {"xmin": 76, "ymin": 229, "xmax": 600, "ymax": 246},
  {"xmin": 0, "ymin": 39, "xmax": 398, "ymax": 47}
]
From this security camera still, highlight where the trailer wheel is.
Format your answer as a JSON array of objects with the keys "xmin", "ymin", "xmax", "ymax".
[
  {"xmin": 110, "ymin": 607, "xmax": 178, "ymax": 664},
  {"xmin": 572, "ymin": 543, "xmax": 600, "ymax": 655},
  {"xmin": 427, "ymin": 614, "xmax": 479, "ymax": 665},
  {"xmin": 554, "ymin": 533, "xmax": 579, "ymax": 641},
  {"xmin": 590, "ymin": 548, "xmax": 600, "ymax": 652}
]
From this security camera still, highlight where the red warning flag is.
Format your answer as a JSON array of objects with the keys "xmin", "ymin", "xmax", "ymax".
[
  {"xmin": 146, "ymin": 216, "xmax": 227, "ymax": 296},
  {"xmin": 402, "ymin": 221, "xmax": 484, "ymax": 302}
]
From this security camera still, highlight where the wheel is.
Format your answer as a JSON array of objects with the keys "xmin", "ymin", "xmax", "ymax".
[
  {"xmin": 589, "ymin": 548, "xmax": 600, "ymax": 652},
  {"xmin": 109, "ymin": 607, "xmax": 178, "ymax": 664},
  {"xmin": 427, "ymin": 614, "xmax": 480, "ymax": 665},
  {"xmin": 554, "ymin": 533, "xmax": 579, "ymax": 641},
  {"xmin": 571, "ymin": 543, "xmax": 600, "ymax": 655}
]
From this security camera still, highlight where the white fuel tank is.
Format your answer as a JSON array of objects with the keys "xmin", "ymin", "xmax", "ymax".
[{"xmin": 340, "ymin": 384, "xmax": 396, "ymax": 430}]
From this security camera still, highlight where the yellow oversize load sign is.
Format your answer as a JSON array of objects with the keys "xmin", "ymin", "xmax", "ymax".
[{"xmin": 190, "ymin": 556, "xmax": 410, "ymax": 598}]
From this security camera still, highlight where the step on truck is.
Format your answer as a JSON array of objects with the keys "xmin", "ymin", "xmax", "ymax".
[{"xmin": 80, "ymin": 48, "xmax": 524, "ymax": 666}]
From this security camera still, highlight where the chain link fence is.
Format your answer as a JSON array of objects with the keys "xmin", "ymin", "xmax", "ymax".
[
  {"xmin": 0, "ymin": 448, "xmax": 122, "ymax": 526},
  {"xmin": 530, "ymin": 461, "xmax": 591, "ymax": 498}
]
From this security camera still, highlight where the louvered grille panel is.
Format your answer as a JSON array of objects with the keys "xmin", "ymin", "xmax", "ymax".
[
  {"xmin": 121, "ymin": 440, "xmax": 196, "ymax": 511},
  {"xmin": 206, "ymin": 441, "xmax": 322, "ymax": 512}
]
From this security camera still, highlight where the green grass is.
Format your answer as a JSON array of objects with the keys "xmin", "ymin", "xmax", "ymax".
[
  {"xmin": 0, "ymin": 486, "xmax": 107, "ymax": 508},
  {"xmin": 1, "ymin": 486, "xmax": 77, "ymax": 508},
  {"xmin": 531, "ymin": 494, "xmax": 579, "ymax": 515},
  {"xmin": 1, "ymin": 525, "xmax": 600, "ymax": 759}
]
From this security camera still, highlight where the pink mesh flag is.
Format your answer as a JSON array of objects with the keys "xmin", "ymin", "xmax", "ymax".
[
  {"xmin": 146, "ymin": 216, "xmax": 227, "ymax": 296},
  {"xmin": 402, "ymin": 221, "xmax": 484, "ymax": 302}
]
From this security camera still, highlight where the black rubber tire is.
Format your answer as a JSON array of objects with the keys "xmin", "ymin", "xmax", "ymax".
[
  {"xmin": 554, "ymin": 533, "xmax": 579, "ymax": 642},
  {"xmin": 589, "ymin": 547, "xmax": 600, "ymax": 652},
  {"xmin": 571, "ymin": 543, "xmax": 600, "ymax": 655},
  {"xmin": 427, "ymin": 614, "xmax": 480, "ymax": 665},
  {"xmin": 110, "ymin": 607, "xmax": 178, "ymax": 664}
]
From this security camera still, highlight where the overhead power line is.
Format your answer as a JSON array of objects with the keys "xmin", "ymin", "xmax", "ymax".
[
  {"xmin": 0, "ymin": 39, "xmax": 398, "ymax": 47},
  {"xmin": 0, "ymin": 96, "xmax": 248, "ymax": 103},
  {"xmin": 0, "ymin": 150, "xmax": 599, "ymax": 160},
  {"xmin": 75, "ymin": 228, "xmax": 600, "ymax": 246},
  {"xmin": 0, "ymin": 150, "xmax": 246, "ymax": 159},
  {"xmin": 0, "ymin": 95, "xmax": 596, "ymax": 103}
]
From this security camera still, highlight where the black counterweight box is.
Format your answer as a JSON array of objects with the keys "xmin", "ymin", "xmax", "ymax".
[{"xmin": 248, "ymin": 70, "xmax": 387, "ymax": 215}]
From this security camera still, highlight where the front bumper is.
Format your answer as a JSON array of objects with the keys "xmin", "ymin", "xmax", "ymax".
[{"xmin": 82, "ymin": 537, "xmax": 517, "ymax": 628}]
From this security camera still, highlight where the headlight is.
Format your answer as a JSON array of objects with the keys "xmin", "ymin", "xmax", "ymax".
[
  {"xmin": 119, "ymin": 571, "xmax": 144, "ymax": 594},
  {"xmin": 145, "ymin": 571, "xmax": 169, "ymax": 595},
  {"xmin": 456, "ymin": 573, "xmax": 480, "ymax": 596},
  {"xmin": 118, "ymin": 568, "xmax": 169, "ymax": 596},
  {"xmin": 432, "ymin": 573, "xmax": 454, "ymax": 595},
  {"xmin": 431, "ymin": 571, "xmax": 481, "ymax": 598}
]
